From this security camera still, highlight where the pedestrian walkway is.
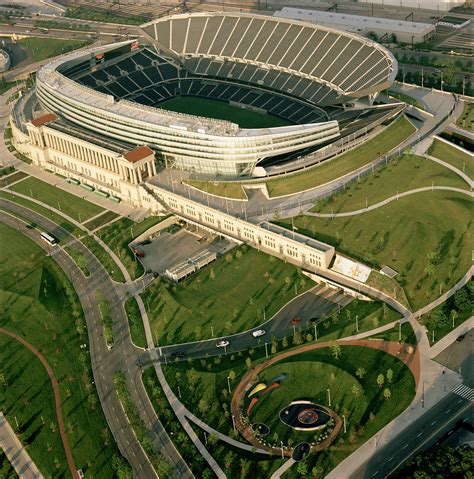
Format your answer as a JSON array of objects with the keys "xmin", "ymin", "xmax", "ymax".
[
  {"xmin": 0, "ymin": 413, "xmax": 43, "ymax": 479},
  {"xmin": 452, "ymin": 383, "xmax": 474, "ymax": 401}
]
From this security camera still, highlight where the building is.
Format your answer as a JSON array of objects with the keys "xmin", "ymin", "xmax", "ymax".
[
  {"xmin": 356, "ymin": 0, "xmax": 466, "ymax": 12},
  {"xmin": 275, "ymin": 8, "xmax": 435, "ymax": 44},
  {"xmin": 32, "ymin": 12, "xmax": 397, "ymax": 177}
]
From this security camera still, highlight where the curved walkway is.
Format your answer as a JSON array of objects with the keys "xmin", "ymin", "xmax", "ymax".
[
  {"xmin": 423, "ymin": 154, "xmax": 473, "ymax": 188},
  {"xmin": 0, "ymin": 328, "xmax": 79, "ymax": 479},
  {"xmin": 306, "ymin": 186, "xmax": 473, "ymax": 218}
]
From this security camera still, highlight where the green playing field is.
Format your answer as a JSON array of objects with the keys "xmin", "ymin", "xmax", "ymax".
[{"xmin": 158, "ymin": 96, "xmax": 293, "ymax": 129}]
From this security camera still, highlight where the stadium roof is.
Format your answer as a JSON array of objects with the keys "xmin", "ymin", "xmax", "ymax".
[
  {"xmin": 124, "ymin": 146, "xmax": 154, "ymax": 163},
  {"xmin": 31, "ymin": 113, "xmax": 57, "ymax": 127},
  {"xmin": 274, "ymin": 8, "xmax": 435, "ymax": 36}
]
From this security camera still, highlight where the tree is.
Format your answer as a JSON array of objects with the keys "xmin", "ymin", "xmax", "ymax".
[
  {"xmin": 377, "ymin": 373, "xmax": 385, "ymax": 388},
  {"xmin": 282, "ymin": 336, "xmax": 288, "ymax": 348},
  {"xmin": 209, "ymin": 268, "xmax": 215, "ymax": 280},
  {"xmin": 296, "ymin": 461, "xmax": 308, "ymax": 475},
  {"xmin": 245, "ymin": 357, "xmax": 252, "ymax": 369},
  {"xmin": 424, "ymin": 263, "xmax": 435, "ymax": 277},
  {"xmin": 355, "ymin": 367, "xmax": 366, "ymax": 379},
  {"xmin": 235, "ymin": 249, "xmax": 243, "ymax": 259},
  {"xmin": 332, "ymin": 310, "xmax": 339, "ymax": 324},
  {"xmin": 225, "ymin": 253, "xmax": 233, "ymax": 262},
  {"xmin": 330, "ymin": 342, "xmax": 341, "ymax": 360},
  {"xmin": 383, "ymin": 387, "xmax": 391, "ymax": 400},
  {"xmin": 293, "ymin": 332, "xmax": 303, "ymax": 345},
  {"xmin": 454, "ymin": 288, "xmax": 470, "ymax": 311},
  {"xmin": 228, "ymin": 370, "xmax": 236, "ymax": 381},
  {"xmin": 198, "ymin": 399, "xmax": 209, "ymax": 414},
  {"xmin": 450, "ymin": 309, "xmax": 458, "ymax": 327},
  {"xmin": 351, "ymin": 384, "xmax": 363, "ymax": 397},
  {"xmin": 386, "ymin": 369, "xmax": 394, "ymax": 383}
]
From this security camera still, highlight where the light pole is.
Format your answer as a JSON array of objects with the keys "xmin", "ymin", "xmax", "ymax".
[
  {"xmin": 327, "ymin": 388, "xmax": 331, "ymax": 407},
  {"xmin": 211, "ymin": 325, "xmax": 214, "ymax": 337},
  {"xmin": 399, "ymin": 322, "xmax": 402, "ymax": 342},
  {"xmin": 227, "ymin": 376, "xmax": 231, "ymax": 394},
  {"xmin": 280, "ymin": 441, "xmax": 284, "ymax": 459},
  {"xmin": 355, "ymin": 315, "xmax": 359, "ymax": 333},
  {"xmin": 343, "ymin": 414, "xmax": 346, "ymax": 433},
  {"xmin": 231, "ymin": 414, "xmax": 236, "ymax": 432},
  {"xmin": 177, "ymin": 386, "xmax": 181, "ymax": 398},
  {"xmin": 265, "ymin": 342, "xmax": 268, "ymax": 358},
  {"xmin": 314, "ymin": 323, "xmax": 317, "ymax": 341}
]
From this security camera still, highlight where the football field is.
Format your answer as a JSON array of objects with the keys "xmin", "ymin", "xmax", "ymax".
[{"xmin": 159, "ymin": 96, "xmax": 292, "ymax": 129}]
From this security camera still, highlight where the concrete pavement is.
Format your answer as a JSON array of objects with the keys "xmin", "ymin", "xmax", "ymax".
[{"xmin": 0, "ymin": 413, "xmax": 43, "ymax": 479}]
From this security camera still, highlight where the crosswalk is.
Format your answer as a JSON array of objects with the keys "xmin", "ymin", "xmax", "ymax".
[{"xmin": 452, "ymin": 383, "xmax": 474, "ymax": 401}]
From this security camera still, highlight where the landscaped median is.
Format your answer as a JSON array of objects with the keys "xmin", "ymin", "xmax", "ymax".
[
  {"xmin": 112, "ymin": 371, "xmax": 174, "ymax": 477},
  {"xmin": 427, "ymin": 138, "xmax": 473, "ymax": 179},
  {"xmin": 185, "ymin": 115, "xmax": 416, "ymax": 200}
]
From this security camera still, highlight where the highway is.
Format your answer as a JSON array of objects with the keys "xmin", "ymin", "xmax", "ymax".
[
  {"xmin": 357, "ymin": 391, "xmax": 473, "ymax": 478},
  {"xmin": 0, "ymin": 200, "xmax": 192, "ymax": 478}
]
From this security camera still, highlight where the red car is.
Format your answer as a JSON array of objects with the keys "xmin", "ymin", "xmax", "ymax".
[{"xmin": 291, "ymin": 317, "xmax": 302, "ymax": 326}]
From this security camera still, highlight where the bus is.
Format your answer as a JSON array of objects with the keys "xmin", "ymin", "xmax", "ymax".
[{"xmin": 40, "ymin": 232, "xmax": 58, "ymax": 246}]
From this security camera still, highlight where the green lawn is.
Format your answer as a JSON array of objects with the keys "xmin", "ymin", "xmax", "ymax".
[
  {"xmin": 64, "ymin": 244, "xmax": 90, "ymax": 277},
  {"xmin": 142, "ymin": 246, "xmax": 313, "ymax": 346},
  {"xmin": 83, "ymin": 210, "xmax": 119, "ymax": 231},
  {"xmin": 0, "ymin": 223, "xmax": 121, "ymax": 478},
  {"xmin": 369, "ymin": 321, "xmax": 417, "ymax": 345},
  {"xmin": 251, "ymin": 346, "xmax": 415, "ymax": 476},
  {"xmin": 311, "ymin": 153, "xmax": 469, "ymax": 214},
  {"xmin": 184, "ymin": 179, "xmax": 248, "ymax": 200},
  {"xmin": 0, "ymin": 80, "xmax": 16, "ymax": 95},
  {"xmin": 18, "ymin": 38, "xmax": 91, "ymax": 62},
  {"xmin": 310, "ymin": 300, "xmax": 402, "ymax": 342},
  {"xmin": 0, "ymin": 191, "xmax": 82, "ymax": 237},
  {"xmin": 420, "ymin": 279, "xmax": 473, "ymax": 345},
  {"xmin": 456, "ymin": 102, "xmax": 473, "ymax": 132},
  {"xmin": 10, "ymin": 177, "xmax": 103, "ymax": 223},
  {"xmin": 265, "ymin": 115, "xmax": 416, "ymax": 198},
  {"xmin": 0, "ymin": 171, "xmax": 27, "ymax": 187},
  {"xmin": 428, "ymin": 139, "xmax": 473, "ymax": 179},
  {"xmin": 142, "ymin": 368, "xmax": 216, "ymax": 477},
  {"xmin": 387, "ymin": 90, "xmax": 424, "ymax": 110},
  {"xmin": 125, "ymin": 296, "xmax": 147, "ymax": 348},
  {"xmin": 0, "ymin": 336, "xmax": 69, "ymax": 477},
  {"xmin": 34, "ymin": 19, "xmax": 91, "ymax": 31},
  {"xmin": 96, "ymin": 216, "xmax": 166, "ymax": 280},
  {"xmin": 159, "ymin": 96, "xmax": 293, "ymax": 129},
  {"xmin": 279, "ymin": 190, "xmax": 472, "ymax": 311},
  {"xmin": 65, "ymin": 6, "xmax": 147, "ymax": 25}
]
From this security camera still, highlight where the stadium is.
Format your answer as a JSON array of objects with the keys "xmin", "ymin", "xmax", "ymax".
[{"xmin": 32, "ymin": 12, "xmax": 398, "ymax": 178}]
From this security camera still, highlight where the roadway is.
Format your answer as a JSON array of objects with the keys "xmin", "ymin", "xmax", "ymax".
[
  {"xmin": 141, "ymin": 283, "xmax": 352, "ymax": 364},
  {"xmin": 0, "ymin": 200, "xmax": 192, "ymax": 478}
]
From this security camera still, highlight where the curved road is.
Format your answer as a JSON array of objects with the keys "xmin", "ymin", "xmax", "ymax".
[{"xmin": 0, "ymin": 202, "xmax": 192, "ymax": 478}]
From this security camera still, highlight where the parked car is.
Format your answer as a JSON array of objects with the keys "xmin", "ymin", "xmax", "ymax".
[
  {"xmin": 170, "ymin": 351, "xmax": 186, "ymax": 358},
  {"xmin": 456, "ymin": 334, "xmax": 466, "ymax": 342},
  {"xmin": 216, "ymin": 340, "xmax": 229, "ymax": 348},
  {"xmin": 252, "ymin": 329, "xmax": 266, "ymax": 338},
  {"xmin": 290, "ymin": 317, "xmax": 302, "ymax": 326}
]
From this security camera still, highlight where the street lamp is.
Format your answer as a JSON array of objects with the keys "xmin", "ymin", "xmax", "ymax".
[
  {"xmin": 342, "ymin": 414, "xmax": 346, "ymax": 433},
  {"xmin": 327, "ymin": 388, "xmax": 331, "ymax": 407},
  {"xmin": 280, "ymin": 441, "xmax": 284, "ymax": 459},
  {"xmin": 227, "ymin": 376, "xmax": 231, "ymax": 394}
]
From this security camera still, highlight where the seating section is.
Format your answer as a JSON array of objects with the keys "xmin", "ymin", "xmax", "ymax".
[
  {"xmin": 146, "ymin": 14, "xmax": 394, "ymax": 105},
  {"xmin": 71, "ymin": 47, "xmax": 328, "ymax": 125}
]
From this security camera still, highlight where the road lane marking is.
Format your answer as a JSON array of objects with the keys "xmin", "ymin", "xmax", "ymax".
[
  {"xmin": 417, "ymin": 432, "xmax": 423, "ymax": 437},
  {"xmin": 431, "ymin": 420, "xmax": 437, "ymax": 426},
  {"xmin": 402, "ymin": 444, "xmax": 408, "ymax": 450},
  {"xmin": 447, "ymin": 408, "xmax": 452, "ymax": 413}
]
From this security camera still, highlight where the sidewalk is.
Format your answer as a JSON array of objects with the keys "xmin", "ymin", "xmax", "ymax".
[{"xmin": 0, "ymin": 413, "xmax": 43, "ymax": 479}]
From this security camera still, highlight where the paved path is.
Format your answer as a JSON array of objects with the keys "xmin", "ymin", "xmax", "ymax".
[
  {"xmin": 0, "ymin": 413, "xmax": 43, "ymax": 479},
  {"xmin": 429, "ymin": 316, "xmax": 474, "ymax": 359},
  {"xmin": 271, "ymin": 459, "xmax": 295, "ymax": 479},
  {"xmin": 0, "ymin": 329, "xmax": 79, "ymax": 479},
  {"xmin": 423, "ymin": 154, "xmax": 473, "ymax": 188},
  {"xmin": 305, "ymin": 186, "xmax": 473, "ymax": 218},
  {"xmin": 415, "ymin": 266, "xmax": 474, "ymax": 319}
]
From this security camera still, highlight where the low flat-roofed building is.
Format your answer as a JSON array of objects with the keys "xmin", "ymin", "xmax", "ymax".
[{"xmin": 275, "ymin": 7, "xmax": 435, "ymax": 43}]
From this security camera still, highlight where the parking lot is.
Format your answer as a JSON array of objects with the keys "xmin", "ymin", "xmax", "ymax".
[{"xmin": 134, "ymin": 224, "xmax": 235, "ymax": 275}]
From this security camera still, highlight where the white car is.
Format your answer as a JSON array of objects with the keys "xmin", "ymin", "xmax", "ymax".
[
  {"xmin": 252, "ymin": 329, "xmax": 266, "ymax": 338},
  {"xmin": 216, "ymin": 340, "xmax": 229, "ymax": 348}
]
